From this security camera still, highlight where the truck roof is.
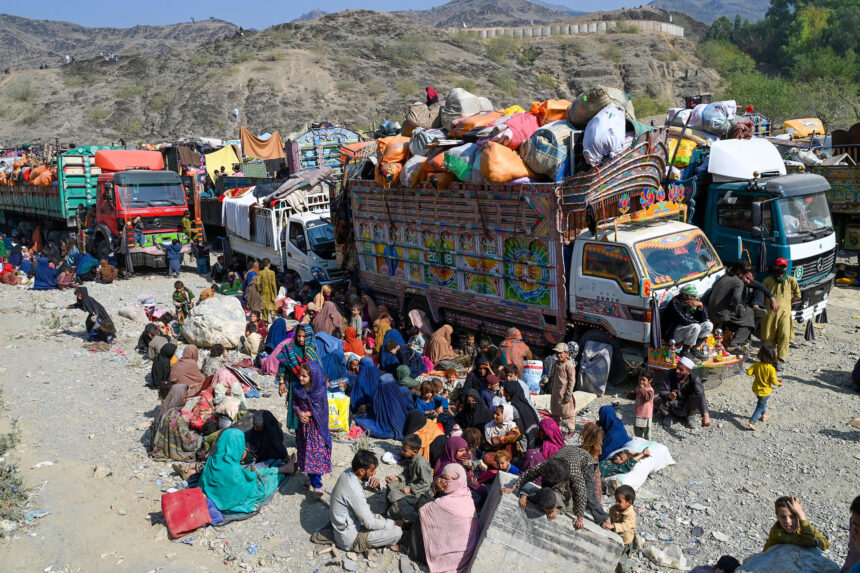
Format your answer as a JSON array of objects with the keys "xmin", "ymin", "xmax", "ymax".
[
  {"xmin": 112, "ymin": 171, "xmax": 181, "ymax": 185},
  {"xmin": 761, "ymin": 173, "xmax": 830, "ymax": 197},
  {"xmin": 583, "ymin": 219, "xmax": 700, "ymax": 245}
]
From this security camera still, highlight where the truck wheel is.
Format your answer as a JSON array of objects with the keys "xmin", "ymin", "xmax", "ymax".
[
  {"xmin": 577, "ymin": 329, "xmax": 629, "ymax": 387},
  {"xmin": 93, "ymin": 237, "xmax": 112, "ymax": 261}
]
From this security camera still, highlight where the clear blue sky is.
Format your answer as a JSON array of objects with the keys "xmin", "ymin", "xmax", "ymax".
[{"xmin": 4, "ymin": 0, "xmax": 630, "ymax": 29}]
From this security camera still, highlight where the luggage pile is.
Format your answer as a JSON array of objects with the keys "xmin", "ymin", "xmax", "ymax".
[{"xmin": 372, "ymin": 86, "xmax": 645, "ymax": 189}]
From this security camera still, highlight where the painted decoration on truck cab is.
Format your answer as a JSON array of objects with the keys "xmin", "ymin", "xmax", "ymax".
[
  {"xmin": 405, "ymin": 227, "xmax": 422, "ymax": 281},
  {"xmin": 503, "ymin": 237, "xmax": 551, "ymax": 307},
  {"xmin": 463, "ymin": 232, "xmax": 501, "ymax": 297},
  {"xmin": 381, "ymin": 224, "xmax": 404, "ymax": 278},
  {"xmin": 423, "ymin": 231, "xmax": 457, "ymax": 289},
  {"xmin": 581, "ymin": 243, "xmax": 640, "ymax": 295}
]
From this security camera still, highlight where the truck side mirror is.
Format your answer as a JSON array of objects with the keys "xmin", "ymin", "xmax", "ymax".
[{"xmin": 751, "ymin": 202, "xmax": 763, "ymax": 238}]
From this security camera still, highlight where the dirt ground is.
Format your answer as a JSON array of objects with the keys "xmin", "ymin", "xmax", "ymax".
[{"xmin": 0, "ymin": 264, "xmax": 857, "ymax": 572}]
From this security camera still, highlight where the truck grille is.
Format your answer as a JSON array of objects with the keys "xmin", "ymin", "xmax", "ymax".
[
  {"xmin": 793, "ymin": 248, "xmax": 835, "ymax": 283},
  {"xmin": 141, "ymin": 215, "xmax": 183, "ymax": 231}
]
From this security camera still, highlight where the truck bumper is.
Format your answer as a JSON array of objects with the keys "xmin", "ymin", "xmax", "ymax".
[{"xmin": 793, "ymin": 273, "xmax": 834, "ymax": 322}]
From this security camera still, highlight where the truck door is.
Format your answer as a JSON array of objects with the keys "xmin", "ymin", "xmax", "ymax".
[
  {"xmin": 286, "ymin": 219, "xmax": 310, "ymax": 280},
  {"xmin": 714, "ymin": 192, "xmax": 774, "ymax": 267},
  {"xmin": 97, "ymin": 180, "xmax": 119, "ymax": 236}
]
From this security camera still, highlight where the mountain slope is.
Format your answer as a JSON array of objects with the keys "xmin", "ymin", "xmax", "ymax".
[
  {"xmin": 0, "ymin": 14, "xmax": 239, "ymax": 70},
  {"xmin": 649, "ymin": 0, "xmax": 769, "ymax": 23},
  {"xmin": 395, "ymin": 0, "xmax": 572, "ymax": 28}
]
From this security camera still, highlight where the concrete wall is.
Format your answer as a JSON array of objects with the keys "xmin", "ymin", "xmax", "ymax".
[{"xmin": 457, "ymin": 19, "xmax": 684, "ymax": 40}]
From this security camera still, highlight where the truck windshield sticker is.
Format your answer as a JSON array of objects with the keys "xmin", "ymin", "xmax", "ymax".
[
  {"xmin": 636, "ymin": 230, "xmax": 720, "ymax": 287},
  {"xmin": 582, "ymin": 243, "xmax": 639, "ymax": 295},
  {"xmin": 503, "ymin": 238, "xmax": 551, "ymax": 307}
]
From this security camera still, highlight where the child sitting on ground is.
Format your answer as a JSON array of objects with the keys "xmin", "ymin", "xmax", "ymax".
[
  {"xmin": 362, "ymin": 329, "xmax": 375, "ymax": 357},
  {"xmin": 599, "ymin": 448, "xmax": 651, "ymax": 479},
  {"xmin": 415, "ymin": 380, "xmax": 449, "ymax": 417},
  {"xmin": 747, "ymin": 345, "xmax": 782, "ymax": 431},
  {"xmin": 763, "ymin": 495, "xmax": 829, "ymax": 551},
  {"xmin": 407, "ymin": 326, "xmax": 425, "ymax": 355},
  {"xmin": 385, "ymin": 434, "xmax": 433, "ymax": 522},
  {"xmin": 434, "ymin": 376, "xmax": 453, "ymax": 402},
  {"xmin": 605, "ymin": 485, "xmax": 637, "ymax": 573}
]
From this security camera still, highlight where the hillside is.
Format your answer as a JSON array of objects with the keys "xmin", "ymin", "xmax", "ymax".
[
  {"xmin": 649, "ymin": 0, "xmax": 770, "ymax": 23},
  {"xmin": 0, "ymin": 14, "xmax": 239, "ymax": 70},
  {"xmin": 395, "ymin": 0, "xmax": 572, "ymax": 28},
  {"xmin": 0, "ymin": 9, "xmax": 720, "ymax": 144}
]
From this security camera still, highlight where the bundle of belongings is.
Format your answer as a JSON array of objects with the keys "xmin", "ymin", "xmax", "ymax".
[
  {"xmin": 0, "ymin": 155, "xmax": 57, "ymax": 186},
  {"xmin": 375, "ymin": 85, "xmax": 646, "ymax": 189}
]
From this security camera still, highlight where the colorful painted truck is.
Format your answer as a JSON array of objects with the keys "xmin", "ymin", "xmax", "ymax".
[
  {"xmin": 348, "ymin": 129, "xmax": 741, "ymax": 381},
  {"xmin": 802, "ymin": 165, "xmax": 860, "ymax": 250},
  {"xmin": 0, "ymin": 147, "xmax": 192, "ymax": 270}
]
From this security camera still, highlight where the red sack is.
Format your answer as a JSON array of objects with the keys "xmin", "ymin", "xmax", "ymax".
[{"xmin": 161, "ymin": 487, "xmax": 211, "ymax": 539}]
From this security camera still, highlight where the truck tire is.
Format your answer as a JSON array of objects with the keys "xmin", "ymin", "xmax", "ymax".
[
  {"xmin": 577, "ymin": 329, "xmax": 629, "ymax": 387},
  {"xmin": 93, "ymin": 236, "xmax": 112, "ymax": 262}
]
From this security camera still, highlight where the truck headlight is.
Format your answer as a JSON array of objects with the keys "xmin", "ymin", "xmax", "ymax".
[{"xmin": 312, "ymin": 267, "xmax": 329, "ymax": 281}]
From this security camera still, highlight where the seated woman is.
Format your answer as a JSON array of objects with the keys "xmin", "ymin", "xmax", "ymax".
[
  {"xmin": 523, "ymin": 417, "xmax": 566, "ymax": 471},
  {"xmin": 168, "ymin": 345, "xmax": 206, "ymax": 399},
  {"xmin": 149, "ymin": 383, "xmax": 201, "ymax": 462},
  {"xmin": 244, "ymin": 410, "xmax": 288, "ymax": 464},
  {"xmin": 199, "ymin": 428, "xmax": 296, "ymax": 515},
  {"xmin": 455, "ymin": 389, "xmax": 493, "ymax": 432},
  {"xmin": 354, "ymin": 374, "xmax": 414, "ymax": 439},
  {"xmin": 482, "ymin": 404, "xmax": 522, "ymax": 469},
  {"xmin": 218, "ymin": 272, "xmax": 243, "ymax": 295},
  {"xmin": 349, "ymin": 356, "xmax": 382, "ymax": 415},
  {"xmin": 96, "ymin": 259, "xmax": 118, "ymax": 284},
  {"xmin": 403, "ymin": 410, "xmax": 445, "ymax": 464},
  {"xmin": 1, "ymin": 261, "xmax": 24, "ymax": 285},
  {"xmin": 31, "ymin": 257, "xmax": 58, "ymax": 290},
  {"xmin": 151, "ymin": 343, "xmax": 177, "ymax": 395}
]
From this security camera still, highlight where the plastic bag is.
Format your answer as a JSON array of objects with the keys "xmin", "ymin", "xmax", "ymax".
[
  {"xmin": 409, "ymin": 128, "xmax": 445, "ymax": 157},
  {"xmin": 583, "ymin": 104, "xmax": 627, "ymax": 167},
  {"xmin": 441, "ymin": 88, "xmax": 494, "ymax": 127},
  {"xmin": 520, "ymin": 120, "xmax": 574, "ymax": 181},
  {"xmin": 400, "ymin": 155, "xmax": 427, "ymax": 187},
  {"xmin": 328, "ymin": 392, "xmax": 351, "ymax": 432},
  {"xmin": 450, "ymin": 110, "xmax": 504, "ymax": 138},
  {"xmin": 444, "ymin": 143, "xmax": 481, "ymax": 182},
  {"xmin": 667, "ymin": 138, "xmax": 698, "ymax": 167},
  {"xmin": 577, "ymin": 340, "xmax": 612, "ymax": 395},
  {"xmin": 377, "ymin": 136, "xmax": 412, "ymax": 163}
]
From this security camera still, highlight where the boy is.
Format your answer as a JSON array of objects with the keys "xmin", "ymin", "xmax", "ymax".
[
  {"xmin": 530, "ymin": 486, "xmax": 565, "ymax": 521},
  {"xmin": 350, "ymin": 305, "xmax": 364, "ymax": 337},
  {"xmin": 192, "ymin": 238, "xmax": 209, "ymax": 275},
  {"xmin": 242, "ymin": 322, "xmax": 262, "ymax": 359},
  {"xmin": 181, "ymin": 210, "xmax": 196, "ymax": 242},
  {"xmin": 132, "ymin": 215, "xmax": 144, "ymax": 246},
  {"xmin": 159, "ymin": 238, "xmax": 183, "ymax": 278},
  {"xmin": 763, "ymin": 495, "xmax": 829, "ymax": 551},
  {"xmin": 385, "ymin": 434, "xmax": 433, "ymax": 522},
  {"xmin": 172, "ymin": 280, "xmax": 195, "ymax": 324},
  {"xmin": 459, "ymin": 331, "xmax": 477, "ymax": 367},
  {"xmin": 599, "ymin": 448, "xmax": 651, "ymax": 479},
  {"xmin": 606, "ymin": 485, "xmax": 637, "ymax": 573}
]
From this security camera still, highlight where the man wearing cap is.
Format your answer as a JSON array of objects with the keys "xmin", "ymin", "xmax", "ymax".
[
  {"xmin": 761, "ymin": 258, "xmax": 801, "ymax": 371},
  {"xmin": 549, "ymin": 342, "xmax": 577, "ymax": 434},
  {"xmin": 654, "ymin": 356, "xmax": 711, "ymax": 428},
  {"xmin": 660, "ymin": 284, "xmax": 712, "ymax": 364},
  {"xmin": 708, "ymin": 267, "xmax": 756, "ymax": 354}
]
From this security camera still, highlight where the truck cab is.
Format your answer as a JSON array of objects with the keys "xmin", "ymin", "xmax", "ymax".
[
  {"xmin": 691, "ymin": 139, "xmax": 835, "ymax": 323},
  {"xmin": 283, "ymin": 211, "xmax": 341, "ymax": 284}
]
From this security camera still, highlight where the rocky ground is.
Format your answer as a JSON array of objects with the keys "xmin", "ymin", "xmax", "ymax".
[{"xmin": 0, "ymin": 259, "xmax": 857, "ymax": 572}]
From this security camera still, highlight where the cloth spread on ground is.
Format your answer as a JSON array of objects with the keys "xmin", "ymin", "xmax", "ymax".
[{"xmin": 240, "ymin": 126, "xmax": 286, "ymax": 160}]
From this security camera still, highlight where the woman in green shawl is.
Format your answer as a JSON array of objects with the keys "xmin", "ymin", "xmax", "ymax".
[
  {"xmin": 397, "ymin": 364, "xmax": 420, "ymax": 394},
  {"xmin": 199, "ymin": 428, "xmax": 296, "ymax": 515},
  {"xmin": 218, "ymin": 271, "xmax": 243, "ymax": 295}
]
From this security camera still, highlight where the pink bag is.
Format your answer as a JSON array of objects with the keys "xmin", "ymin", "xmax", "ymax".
[{"xmin": 260, "ymin": 339, "xmax": 289, "ymax": 375}]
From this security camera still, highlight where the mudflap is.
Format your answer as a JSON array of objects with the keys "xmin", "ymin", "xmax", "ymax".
[{"xmin": 804, "ymin": 319, "xmax": 816, "ymax": 341}]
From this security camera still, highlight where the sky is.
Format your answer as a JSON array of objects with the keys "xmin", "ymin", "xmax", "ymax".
[{"xmin": 3, "ymin": 0, "xmax": 631, "ymax": 30}]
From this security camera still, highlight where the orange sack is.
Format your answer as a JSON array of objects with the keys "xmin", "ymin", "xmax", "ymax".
[
  {"xmin": 376, "ymin": 136, "xmax": 412, "ymax": 164},
  {"xmin": 450, "ymin": 110, "xmax": 504, "ymax": 138},
  {"xmin": 480, "ymin": 142, "xmax": 535, "ymax": 184},
  {"xmin": 530, "ymin": 99, "xmax": 572, "ymax": 126},
  {"xmin": 375, "ymin": 162, "xmax": 403, "ymax": 188},
  {"xmin": 418, "ymin": 151, "xmax": 449, "ymax": 182}
]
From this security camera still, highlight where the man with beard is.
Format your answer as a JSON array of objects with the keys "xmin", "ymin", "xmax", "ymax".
[
  {"xmin": 707, "ymin": 265, "xmax": 755, "ymax": 355},
  {"xmin": 654, "ymin": 357, "xmax": 711, "ymax": 429},
  {"xmin": 761, "ymin": 258, "xmax": 801, "ymax": 371},
  {"xmin": 661, "ymin": 284, "xmax": 712, "ymax": 364}
]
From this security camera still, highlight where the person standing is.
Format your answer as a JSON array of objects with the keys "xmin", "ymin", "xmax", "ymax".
[
  {"xmin": 761, "ymin": 258, "xmax": 801, "ymax": 371},
  {"xmin": 548, "ymin": 343, "xmax": 577, "ymax": 436},
  {"xmin": 258, "ymin": 258, "xmax": 277, "ymax": 322},
  {"xmin": 293, "ymin": 362, "xmax": 332, "ymax": 498}
]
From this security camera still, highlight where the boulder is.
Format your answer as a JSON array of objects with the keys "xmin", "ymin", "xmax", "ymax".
[
  {"xmin": 182, "ymin": 295, "xmax": 245, "ymax": 349},
  {"xmin": 739, "ymin": 545, "xmax": 839, "ymax": 573}
]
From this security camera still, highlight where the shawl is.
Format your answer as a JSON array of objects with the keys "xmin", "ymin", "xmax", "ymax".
[
  {"xmin": 342, "ymin": 326, "xmax": 365, "ymax": 357},
  {"xmin": 354, "ymin": 374, "xmax": 414, "ymax": 439},
  {"xmin": 434, "ymin": 436, "xmax": 468, "ymax": 477},
  {"xmin": 276, "ymin": 325, "xmax": 319, "ymax": 377},
  {"xmin": 151, "ymin": 342, "xmax": 177, "ymax": 388},
  {"xmin": 426, "ymin": 325, "xmax": 458, "ymax": 364},
  {"xmin": 498, "ymin": 328, "xmax": 530, "ymax": 374},
  {"xmin": 219, "ymin": 274, "xmax": 243, "ymax": 295},
  {"xmin": 396, "ymin": 364, "xmax": 419, "ymax": 389},
  {"xmin": 244, "ymin": 267, "xmax": 259, "ymax": 292},
  {"xmin": 149, "ymin": 383, "xmax": 188, "ymax": 449},
  {"xmin": 311, "ymin": 300, "xmax": 345, "ymax": 337},
  {"xmin": 169, "ymin": 345, "xmax": 206, "ymax": 396},
  {"xmin": 265, "ymin": 318, "xmax": 290, "ymax": 353},
  {"xmin": 504, "ymin": 380, "xmax": 539, "ymax": 447},
  {"xmin": 598, "ymin": 405, "xmax": 630, "ymax": 461},
  {"xmin": 462, "ymin": 357, "xmax": 490, "ymax": 396},
  {"xmin": 245, "ymin": 275, "xmax": 262, "ymax": 311},
  {"xmin": 245, "ymin": 410, "xmax": 288, "ymax": 462},
  {"xmin": 408, "ymin": 309, "xmax": 434, "ymax": 339},
  {"xmin": 380, "ymin": 329, "xmax": 407, "ymax": 373},
  {"xmin": 420, "ymin": 463, "xmax": 479, "ymax": 573},
  {"xmin": 261, "ymin": 338, "xmax": 290, "ymax": 375},
  {"xmin": 484, "ymin": 403, "xmax": 516, "ymax": 443},
  {"xmin": 539, "ymin": 417, "xmax": 565, "ymax": 460},
  {"xmin": 97, "ymin": 259, "xmax": 118, "ymax": 283},
  {"xmin": 31, "ymin": 257, "xmax": 58, "ymax": 290},
  {"xmin": 374, "ymin": 317, "xmax": 391, "ymax": 353},
  {"xmin": 350, "ymin": 357, "xmax": 381, "ymax": 413},
  {"xmin": 292, "ymin": 361, "xmax": 332, "ymax": 449},
  {"xmin": 455, "ymin": 389, "xmax": 493, "ymax": 431},
  {"xmin": 71, "ymin": 287, "xmax": 110, "ymax": 320},
  {"xmin": 404, "ymin": 409, "xmax": 429, "ymax": 436},
  {"xmin": 312, "ymin": 284, "xmax": 332, "ymax": 310}
]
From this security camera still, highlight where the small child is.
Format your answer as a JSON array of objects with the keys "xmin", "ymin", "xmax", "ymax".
[
  {"xmin": 88, "ymin": 317, "xmax": 116, "ymax": 344},
  {"xmin": 606, "ymin": 485, "xmax": 637, "ymax": 573},
  {"xmin": 477, "ymin": 450, "xmax": 520, "ymax": 484},
  {"xmin": 385, "ymin": 434, "xmax": 433, "ymax": 521},
  {"xmin": 362, "ymin": 329, "xmax": 375, "ymax": 356},
  {"xmin": 242, "ymin": 323, "xmax": 262, "ymax": 359},
  {"xmin": 461, "ymin": 427, "xmax": 486, "ymax": 484},
  {"xmin": 247, "ymin": 310, "xmax": 268, "ymax": 340},
  {"xmin": 460, "ymin": 331, "xmax": 477, "ymax": 366},
  {"xmin": 172, "ymin": 280, "xmax": 195, "ymax": 324},
  {"xmin": 747, "ymin": 345, "xmax": 781, "ymax": 431},
  {"xmin": 192, "ymin": 238, "xmax": 209, "ymax": 275},
  {"xmin": 599, "ymin": 449, "xmax": 650, "ymax": 479},
  {"xmin": 350, "ymin": 305, "xmax": 363, "ymax": 335},
  {"xmin": 415, "ymin": 381, "xmax": 448, "ymax": 417},
  {"xmin": 160, "ymin": 238, "xmax": 183, "ymax": 278},
  {"xmin": 632, "ymin": 369, "xmax": 655, "ymax": 440},
  {"xmin": 434, "ymin": 376, "xmax": 452, "ymax": 402},
  {"xmin": 132, "ymin": 216, "xmax": 144, "ymax": 246},
  {"xmin": 442, "ymin": 368, "xmax": 459, "ymax": 398},
  {"xmin": 530, "ymin": 486, "xmax": 566, "ymax": 521},
  {"xmin": 407, "ymin": 326, "xmax": 425, "ymax": 355},
  {"xmin": 763, "ymin": 495, "xmax": 829, "ymax": 551}
]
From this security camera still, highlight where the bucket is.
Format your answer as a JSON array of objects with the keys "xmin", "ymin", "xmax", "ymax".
[{"xmin": 522, "ymin": 360, "xmax": 543, "ymax": 394}]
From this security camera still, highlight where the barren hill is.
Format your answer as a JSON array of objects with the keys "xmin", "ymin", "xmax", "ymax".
[
  {"xmin": 395, "ymin": 0, "xmax": 573, "ymax": 28},
  {"xmin": 649, "ymin": 0, "xmax": 770, "ymax": 23},
  {"xmin": 0, "ymin": 9, "xmax": 720, "ymax": 144},
  {"xmin": 0, "ymin": 14, "xmax": 239, "ymax": 70}
]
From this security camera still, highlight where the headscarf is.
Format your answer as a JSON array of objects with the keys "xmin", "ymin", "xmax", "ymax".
[
  {"xmin": 498, "ymin": 327, "xmax": 530, "ymax": 374},
  {"xmin": 396, "ymin": 364, "xmax": 419, "ymax": 389},
  {"xmin": 312, "ymin": 284, "xmax": 332, "ymax": 310},
  {"xmin": 353, "ymin": 374, "xmax": 414, "ymax": 439},
  {"xmin": 311, "ymin": 300, "xmax": 345, "ymax": 337},
  {"xmin": 598, "ymin": 405, "xmax": 630, "ymax": 461},
  {"xmin": 455, "ymin": 389, "xmax": 494, "ymax": 431},
  {"xmin": 151, "ymin": 342, "xmax": 177, "ymax": 388},
  {"xmin": 31, "ymin": 257, "xmax": 58, "ymax": 290},
  {"xmin": 380, "ymin": 329, "xmax": 407, "ymax": 373},
  {"xmin": 419, "ymin": 463, "xmax": 479, "ymax": 573},
  {"xmin": 292, "ymin": 361, "xmax": 332, "ymax": 449},
  {"xmin": 462, "ymin": 356, "xmax": 490, "ymax": 396},
  {"xmin": 408, "ymin": 309, "xmax": 433, "ymax": 339},
  {"xmin": 342, "ymin": 326, "xmax": 365, "ymax": 357},
  {"xmin": 503, "ymin": 379, "xmax": 539, "ymax": 448},
  {"xmin": 149, "ymin": 383, "xmax": 188, "ymax": 449},
  {"xmin": 539, "ymin": 417, "xmax": 565, "ymax": 460},
  {"xmin": 265, "ymin": 318, "xmax": 291, "ymax": 353},
  {"xmin": 276, "ymin": 324, "xmax": 319, "ymax": 378},
  {"xmin": 404, "ymin": 409, "xmax": 429, "ymax": 436},
  {"xmin": 198, "ymin": 428, "xmax": 275, "ymax": 514},
  {"xmin": 169, "ymin": 345, "xmax": 206, "ymax": 396},
  {"xmin": 71, "ymin": 287, "xmax": 110, "ymax": 320},
  {"xmin": 426, "ymin": 325, "xmax": 458, "ymax": 364},
  {"xmin": 245, "ymin": 410, "xmax": 288, "ymax": 462},
  {"xmin": 350, "ymin": 356, "xmax": 381, "ymax": 413},
  {"xmin": 434, "ymin": 436, "xmax": 468, "ymax": 477},
  {"xmin": 484, "ymin": 403, "xmax": 516, "ymax": 442}
]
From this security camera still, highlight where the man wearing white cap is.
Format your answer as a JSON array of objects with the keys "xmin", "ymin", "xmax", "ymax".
[
  {"xmin": 660, "ymin": 284, "xmax": 712, "ymax": 364},
  {"xmin": 549, "ymin": 342, "xmax": 577, "ymax": 435},
  {"xmin": 654, "ymin": 357, "xmax": 711, "ymax": 428}
]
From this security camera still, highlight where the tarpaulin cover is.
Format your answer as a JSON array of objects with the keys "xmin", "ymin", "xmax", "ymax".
[
  {"xmin": 178, "ymin": 146, "xmax": 201, "ymax": 167},
  {"xmin": 205, "ymin": 146, "xmax": 240, "ymax": 183},
  {"xmin": 239, "ymin": 126, "xmax": 286, "ymax": 160}
]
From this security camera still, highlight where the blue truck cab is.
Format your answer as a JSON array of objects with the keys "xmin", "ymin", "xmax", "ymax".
[{"xmin": 683, "ymin": 138, "xmax": 836, "ymax": 325}]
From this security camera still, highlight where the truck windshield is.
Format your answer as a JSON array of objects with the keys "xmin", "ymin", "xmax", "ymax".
[
  {"xmin": 307, "ymin": 221, "xmax": 334, "ymax": 247},
  {"xmin": 635, "ymin": 230, "xmax": 721, "ymax": 288},
  {"xmin": 778, "ymin": 193, "xmax": 832, "ymax": 239},
  {"xmin": 118, "ymin": 183, "xmax": 186, "ymax": 208}
]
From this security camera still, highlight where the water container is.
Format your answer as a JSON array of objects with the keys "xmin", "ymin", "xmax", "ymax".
[{"xmin": 522, "ymin": 360, "xmax": 543, "ymax": 394}]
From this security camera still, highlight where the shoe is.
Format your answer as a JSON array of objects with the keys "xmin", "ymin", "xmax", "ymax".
[
  {"xmin": 690, "ymin": 347, "xmax": 709, "ymax": 361},
  {"xmin": 661, "ymin": 415, "xmax": 674, "ymax": 429},
  {"xmin": 684, "ymin": 415, "xmax": 696, "ymax": 429},
  {"xmin": 682, "ymin": 350, "xmax": 702, "ymax": 365},
  {"xmin": 774, "ymin": 361, "xmax": 784, "ymax": 372}
]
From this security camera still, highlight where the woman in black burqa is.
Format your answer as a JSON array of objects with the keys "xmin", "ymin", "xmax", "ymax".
[
  {"xmin": 65, "ymin": 286, "xmax": 111, "ymax": 331},
  {"xmin": 244, "ymin": 410, "xmax": 288, "ymax": 463}
]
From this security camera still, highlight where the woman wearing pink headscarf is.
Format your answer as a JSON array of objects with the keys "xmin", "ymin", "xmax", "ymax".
[{"xmin": 419, "ymin": 463, "xmax": 480, "ymax": 573}]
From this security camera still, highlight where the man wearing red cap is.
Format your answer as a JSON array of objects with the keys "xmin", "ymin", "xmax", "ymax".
[{"xmin": 761, "ymin": 258, "xmax": 801, "ymax": 371}]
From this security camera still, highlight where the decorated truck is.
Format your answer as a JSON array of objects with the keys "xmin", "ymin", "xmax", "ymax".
[
  {"xmin": 801, "ymin": 164, "xmax": 860, "ymax": 251},
  {"xmin": 347, "ymin": 129, "xmax": 742, "ymax": 381},
  {"xmin": 0, "ymin": 147, "xmax": 192, "ymax": 271}
]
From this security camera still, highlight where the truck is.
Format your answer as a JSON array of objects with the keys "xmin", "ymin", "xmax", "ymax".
[
  {"xmin": 347, "ymin": 128, "xmax": 741, "ymax": 382},
  {"xmin": 680, "ymin": 138, "xmax": 836, "ymax": 329},
  {"xmin": 800, "ymin": 164, "xmax": 860, "ymax": 251},
  {"xmin": 0, "ymin": 147, "xmax": 192, "ymax": 271}
]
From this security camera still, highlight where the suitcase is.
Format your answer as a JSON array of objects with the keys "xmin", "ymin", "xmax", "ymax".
[{"xmin": 161, "ymin": 487, "xmax": 212, "ymax": 539}]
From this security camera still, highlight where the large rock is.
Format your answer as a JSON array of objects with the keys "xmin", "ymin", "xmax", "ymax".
[
  {"xmin": 739, "ymin": 545, "xmax": 840, "ymax": 573},
  {"xmin": 469, "ymin": 472, "xmax": 624, "ymax": 573},
  {"xmin": 182, "ymin": 295, "xmax": 245, "ymax": 349}
]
